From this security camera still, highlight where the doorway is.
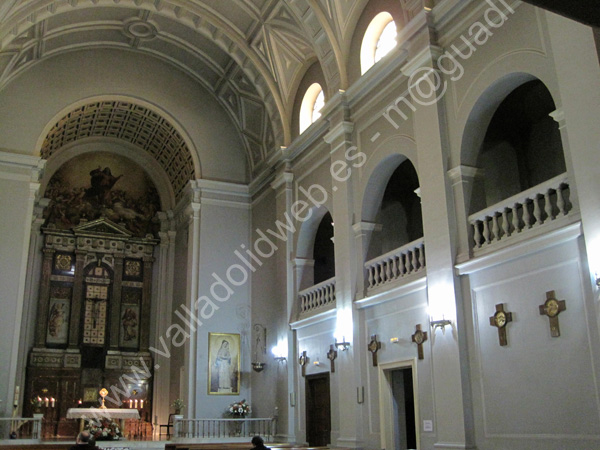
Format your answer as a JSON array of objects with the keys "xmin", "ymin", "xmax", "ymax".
[
  {"xmin": 305, "ymin": 372, "xmax": 331, "ymax": 446},
  {"xmin": 379, "ymin": 361, "xmax": 419, "ymax": 450}
]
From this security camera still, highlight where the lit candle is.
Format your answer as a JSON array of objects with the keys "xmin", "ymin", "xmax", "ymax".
[
  {"xmin": 78, "ymin": 399, "xmax": 82, "ymax": 405},
  {"xmin": 129, "ymin": 400, "xmax": 133, "ymax": 408},
  {"xmin": 140, "ymin": 400, "xmax": 144, "ymax": 409},
  {"xmin": 134, "ymin": 399, "xmax": 138, "ymax": 408},
  {"xmin": 44, "ymin": 397, "xmax": 49, "ymax": 407},
  {"xmin": 13, "ymin": 385, "xmax": 19, "ymax": 407},
  {"xmin": 51, "ymin": 397, "xmax": 55, "ymax": 408}
]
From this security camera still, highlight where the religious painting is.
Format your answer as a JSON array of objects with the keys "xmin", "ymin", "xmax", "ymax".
[
  {"xmin": 208, "ymin": 333, "xmax": 240, "ymax": 395},
  {"xmin": 83, "ymin": 387, "xmax": 98, "ymax": 403},
  {"xmin": 46, "ymin": 298, "xmax": 70, "ymax": 344},
  {"xmin": 43, "ymin": 152, "xmax": 161, "ymax": 237},
  {"xmin": 119, "ymin": 304, "xmax": 140, "ymax": 349}
]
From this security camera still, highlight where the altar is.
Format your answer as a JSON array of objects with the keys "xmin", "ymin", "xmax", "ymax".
[{"xmin": 66, "ymin": 408, "xmax": 140, "ymax": 434}]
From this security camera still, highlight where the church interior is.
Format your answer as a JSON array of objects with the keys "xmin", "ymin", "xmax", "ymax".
[{"xmin": 0, "ymin": 1, "xmax": 599, "ymax": 449}]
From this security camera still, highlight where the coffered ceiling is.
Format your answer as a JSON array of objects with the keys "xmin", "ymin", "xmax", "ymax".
[{"xmin": 0, "ymin": 0, "xmax": 373, "ymax": 176}]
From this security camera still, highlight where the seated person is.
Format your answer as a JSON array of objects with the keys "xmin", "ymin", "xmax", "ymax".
[
  {"xmin": 69, "ymin": 431, "xmax": 100, "ymax": 450},
  {"xmin": 250, "ymin": 436, "xmax": 269, "ymax": 450}
]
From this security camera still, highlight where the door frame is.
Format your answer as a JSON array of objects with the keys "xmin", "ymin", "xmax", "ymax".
[{"xmin": 378, "ymin": 359, "xmax": 420, "ymax": 450}]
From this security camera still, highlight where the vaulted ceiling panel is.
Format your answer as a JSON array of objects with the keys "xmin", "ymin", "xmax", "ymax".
[
  {"xmin": 0, "ymin": 0, "xmax": 345, "ymax": 177},
  {"xmin": 44, "ymin": 6, "xmax": 137, "ymax": 31},
  {"xmin": 44, "ymin": 28, "xmax": 129, "ymax": 53}
]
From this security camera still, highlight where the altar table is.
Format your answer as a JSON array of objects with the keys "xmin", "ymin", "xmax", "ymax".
[{"xmin": 66, "ymin": 408, "xmax": 140, "ymax": 434}]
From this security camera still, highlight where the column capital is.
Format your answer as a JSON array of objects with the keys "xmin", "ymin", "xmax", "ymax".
[
  {"xmin": 352, "ymin": 221, "xmax": 382, "ymax": 235},
  {"xmin": 271, "ymin": 170, "xmax": 294, "ymax": 191},
  {"xmin": 447, "ymin": 165, "xmax": 483, "ymax": 185},
  {"xmin": 549, "ymin": 108, "xmax": 566, "ymax": 129}
]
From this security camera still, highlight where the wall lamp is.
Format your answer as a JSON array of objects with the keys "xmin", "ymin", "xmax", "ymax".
[
  {"xmin": 430, "ymin": 317, "xmax": 452, "ymax": 334},
  {"xmin": 334, "ymin": 336, "xmax": 351, "ymax": 351},
  {"xmin": 251, "ymin": 362, "xmax": 266, "ymax": 372}
]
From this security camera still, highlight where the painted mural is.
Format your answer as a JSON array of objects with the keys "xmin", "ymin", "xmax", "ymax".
[{"xmin": 44, "ymin": 152, "xmax": 161, "ymax": 237}]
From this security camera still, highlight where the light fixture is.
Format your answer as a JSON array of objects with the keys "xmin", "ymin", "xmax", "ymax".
[
  {"xmin": 272, "ymin": 341, "xmax": 287, "ymax": 362},
  {"xmin": 430, "ymin": 316, "xmax": 452, "ymax": 334},
  {"xmin": 251, "ymin": 362, "xmax": 266, "ymax": 372},
  {"xmin": 335, "ymin": 336, "xmax": 350, "ymax": 351}
]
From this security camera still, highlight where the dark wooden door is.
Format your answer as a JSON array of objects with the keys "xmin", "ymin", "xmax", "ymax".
[{"xmin": 305, "ymin": 372, "xmax": 331, "ymax": 446}]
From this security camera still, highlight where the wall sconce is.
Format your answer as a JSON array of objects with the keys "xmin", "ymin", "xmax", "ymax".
[
  {"xmin": 271, "ymin": 342, "xmax": 287, "ymax": 362},
  {"xmin": 251, "ymin": 362, "xmax": 266, "ymax": 372},
  {"xmin": 335, "ymin": 336, "xmax": 350, "ymax": 351},
  {"xmin": 595, "ymin": 273, "xmax": 600, "ymax": 287},
  {"xmin": 430, "ymin": 316, "xmax": 452, "ymax": 334}
]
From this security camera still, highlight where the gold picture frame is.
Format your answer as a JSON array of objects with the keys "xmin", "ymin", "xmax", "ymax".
[{"xmin": 208, "ymin": 333, "xmax": 240, "ymax": 395}]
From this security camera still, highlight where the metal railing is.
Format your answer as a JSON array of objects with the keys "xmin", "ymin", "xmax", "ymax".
[
  {"xmin": 174, "ymin": 417, "xmax": 276, "ymax": 440},
  {"xmin": 0, "ymin": 416, "xmax": 42, "ymax": 440}
]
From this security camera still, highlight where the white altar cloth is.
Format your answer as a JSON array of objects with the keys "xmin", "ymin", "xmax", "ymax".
[{"xmin": 67, "ymin": 408, "xmax": 140, "ymax": 420}]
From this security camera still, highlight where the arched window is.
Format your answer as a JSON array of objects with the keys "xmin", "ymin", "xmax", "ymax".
[
  {"xmin": 361, "ymin": 12, "xmax": 397, "ymax": 74},
  {"xmin": 299, "ymin": 83, "xmax": 325, "ymax": 134}
]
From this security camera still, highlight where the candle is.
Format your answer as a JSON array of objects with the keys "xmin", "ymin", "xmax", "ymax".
[
  {"xmin": 140, "ymin": 400, "xmax": 144, "ymax": 409},
  {"xmin": 134, "ymin": 399, "xmax": 138, "ymax": 408},
  {"xmin": 13, "ymin": 385, "xmax": 19, "ymax": 407},
  {"xmin": 129, "ymin": 400, "xmax": 133, "ymax": 408},
  {"xmin": 51, "ymin": 397, "xmax": 55, "ymax": 408},
  {"xmin": 44, "ymin": 397, "xmax": 49, "ymax": 407},
  {"xmin": 78, "ymin": 399, "xmax": 82, "ymax": 405}
]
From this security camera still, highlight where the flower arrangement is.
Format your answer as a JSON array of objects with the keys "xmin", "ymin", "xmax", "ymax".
[
  {"xmin": 171, "ymin": 398, "xmax": 185, "ymax": 413},
  {"xmin": 227, "ymin": 399, "xmax": 251, "ymax": 417},
  {"xmin": 30, "ymin": 397, "xmax": 43, "ymax": 413},
  {"xmin": 85, "ymin": 418, "xmax": 122, "ymax": 441}
]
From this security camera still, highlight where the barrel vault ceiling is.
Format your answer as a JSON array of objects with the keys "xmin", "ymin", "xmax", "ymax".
[{"xmin": 0, "ymin": 0, "xmax": 376, "ymax": 176}]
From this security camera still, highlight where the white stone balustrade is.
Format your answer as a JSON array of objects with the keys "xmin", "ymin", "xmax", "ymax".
[
  {"xmin": 365, "ymin": 238, "xmax": 426, "ymax": 290},
  {"xmin": 298, "ymin": 277, "xmax": 336, "ymax": 315},
  {"xmin": 469, "ymin": 174, "xmax": 572, "ymax": 249}
]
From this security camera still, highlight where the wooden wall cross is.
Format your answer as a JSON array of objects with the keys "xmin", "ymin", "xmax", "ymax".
[
  {"xmin": 411, "ymin": 324, "xmax": 428, "ymax": 360},
  {"xmin": 489, "ymin": 303, "xmax": 513, "ymax": 346},
  {"xmin": 367, "ymin": 335, "xmax": 381, "ymax": 366},
  {"xmin": 326, "ymin": 345, "xmax": 337, "ymax": 373},
  {"xmin": 298, "ymin": 351, "xmax": 307, "ymax": 377},
  {"xmin": 539, "ymin": 290, "xmax": 566, "ymax": 337}
]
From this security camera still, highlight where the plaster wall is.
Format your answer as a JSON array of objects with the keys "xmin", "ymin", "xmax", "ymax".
[
  {"xmin": 193, "ymin": 197, "xmax": 252, "ymax": 417},
  {"xmin": 463, "ymin": 235, "xmax": 600, "ymax": 450},
  {"xmin": 0, "ymin": 152, "xmax": 41, "ymax": 417},
  {"xmin": 0, "ymin": 48, "xmax": 248, "ymax": 183}
]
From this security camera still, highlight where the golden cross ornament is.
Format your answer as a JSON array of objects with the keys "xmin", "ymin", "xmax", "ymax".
[
  {"xmin": 489, "ymin": 303, "xmax": 513, "ymax": 346},
  {"xmin": 539, "ymin": 290, "xmax": 566, "ymax": 337},
  {"xmin": 411, "ymin": 324, "xmax": 428, "ymax": 359}
]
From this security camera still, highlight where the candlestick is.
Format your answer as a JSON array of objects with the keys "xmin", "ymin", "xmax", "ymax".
[{"xmin": 44, "ymin": 397, "xmax": 49, "ymax": 407}]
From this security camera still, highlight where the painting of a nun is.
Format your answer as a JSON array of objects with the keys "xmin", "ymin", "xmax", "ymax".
[{"xmin": 208, "ymin": 333, "xmax": 240, "ymax": 394}]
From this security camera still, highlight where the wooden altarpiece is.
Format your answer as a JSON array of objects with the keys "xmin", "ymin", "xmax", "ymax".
[{"xmin": 24, "ymin": 218, "xmax": 157, "ymax": 437}]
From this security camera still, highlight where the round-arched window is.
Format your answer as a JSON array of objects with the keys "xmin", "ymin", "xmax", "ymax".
[
  {"xmin": 361, "ymin": 12, "xmax": 397, "ymax": 74},
  {"xmin": 299, "ymin": 83, "xmax": 325, "ymax": 134}
]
